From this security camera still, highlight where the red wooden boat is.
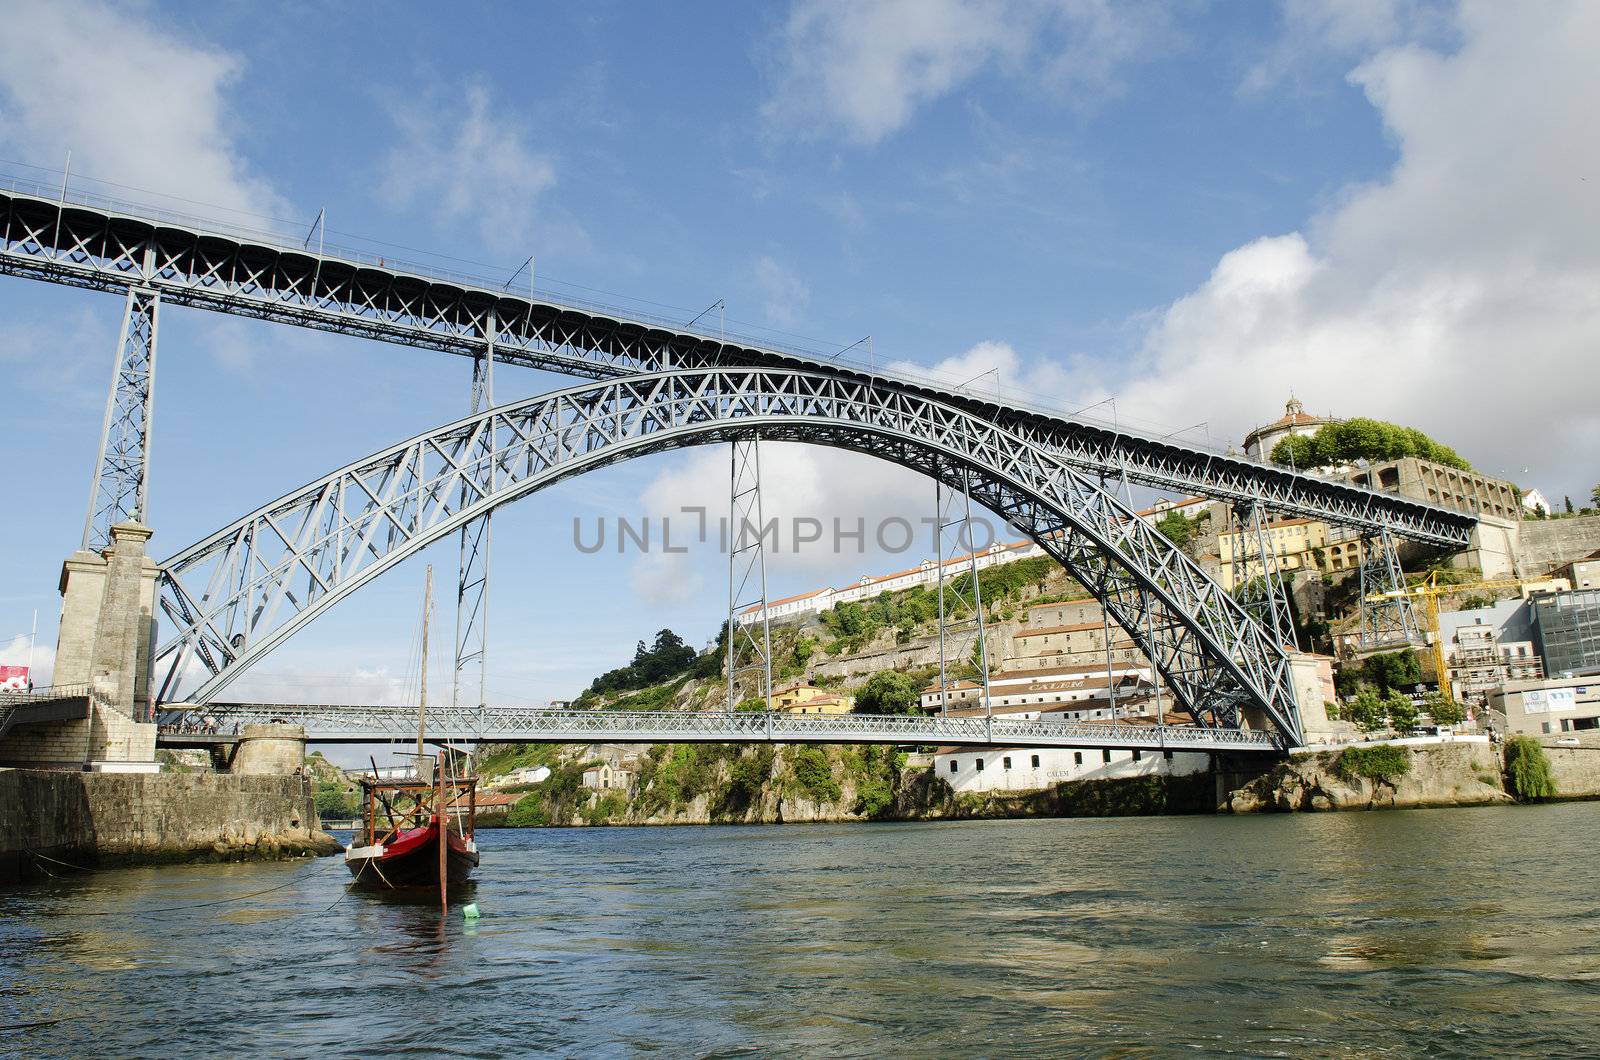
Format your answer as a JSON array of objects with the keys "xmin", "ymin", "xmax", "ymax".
[
  {"xmin": 344, "ymin": 783, "xmax": 479, "ymax": 890},
  {"xmin": 343, "ymin": 565, "xmax": 480, "ymax": 900}
]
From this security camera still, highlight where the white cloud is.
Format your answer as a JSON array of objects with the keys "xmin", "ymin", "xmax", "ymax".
[
  {"xmin": 380, "ymin": 81, "xmax": 557, "ymax": 253},
  {"xmin": 1090, "ymin": 2, "xmax": 1600, "ymax": 497},
  {"xmin": 223, "ymin": 665, "xmax": 414, "ymax": 708},
  {"xmin": 753, "ymin": 255, "xmax": 812, "ymax": 326},
  {"xmin": 630, "ymin": 433, "xmax": 994, "ymax": 601},
  {"xmin": 1240, "ymin": 0, "xmax": 1450, "ymax": 95},
  {"xmin": 0, "ymin": 634, "xmax": 53, "ymax": 687},
  {"xmin": 762, "ymin": 0, "xmax": 1170, "ymax": 144},
  {"xmin": 0, "ymin": 0, "xmax": 285, "ymax": 217}
]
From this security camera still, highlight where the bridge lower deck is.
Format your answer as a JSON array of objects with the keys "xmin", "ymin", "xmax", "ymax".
[{"xmin": 158, "ymin": 705, "xmax": 1283, "ymax": 754}]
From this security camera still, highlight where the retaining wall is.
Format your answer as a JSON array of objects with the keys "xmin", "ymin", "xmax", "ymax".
[{"xmin": 0, "ymin": 769, "xmax": 340, "ymax": 883}]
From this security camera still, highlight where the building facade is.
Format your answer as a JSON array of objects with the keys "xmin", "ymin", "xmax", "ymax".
[
  {"xmin": 1344, "ymin": 456, "xmax": 1522, "ymax": 522},
  {"xmin": 1487, "ymin": 675, "xmax": 1600, "ymax": 736},
  {"xmin": 772, "ymin": 683, "xmax": 854, "ymax": 715},
  {"xmin": 1241, "ymin": 397, "xmax": 1333, "ymax": 461},
  {"xmin": 1532, "ymin": 589, "xmax": 1600, "ymax": 677}
]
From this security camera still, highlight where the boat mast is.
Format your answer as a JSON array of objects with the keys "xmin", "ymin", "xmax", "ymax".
[{"xmin": 417, "ymin": 564, "xmax": 433, "ymax": 770}]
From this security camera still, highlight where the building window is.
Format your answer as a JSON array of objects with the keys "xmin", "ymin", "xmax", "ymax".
[
  {"xmin": 1074, "ymin": 752, "xmax": 1083, "ymax": 766},
  {"xmin": 950, "ymin": 760, "xmax": 958, "ymax": 774},
  {"xmin": 1031, "ymin": 755, "xmax": 1041, "ymax": 768},
  {"xmin": 1163, "ymin": 751, "xmax": 1173, "ymax": 761},
  {"xmin": 1102, "ymin": 749, "xmax": 1112, "ymax": 764},
  {"xmin": 1003, "ymin": 757, "xmax": 1012, "ymax": 769},
  {"xmin": 976, "ymin": 759, "xmax": 985, "ymax": 772},
  {"xmin": 1132, "ymin": 749, "xmax": 1141, "ymax": 761}
]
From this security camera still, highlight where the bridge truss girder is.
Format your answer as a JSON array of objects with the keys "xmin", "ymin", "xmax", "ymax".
[
  {"xmin": 163, "ymin": 704, "xmax": 1281, "ymax": 753},
  {"xmin": 0, "ymin": 188, "xmax": 1473, "ymax": 548},
  {"xmin": 150, "ymin": 368, "xmax": 1303, "ymax": 746}
]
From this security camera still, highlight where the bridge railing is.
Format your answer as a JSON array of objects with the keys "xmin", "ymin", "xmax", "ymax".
[{"xmin": 0, "ymin": 683, "xmax": 89, "ymax": 704}]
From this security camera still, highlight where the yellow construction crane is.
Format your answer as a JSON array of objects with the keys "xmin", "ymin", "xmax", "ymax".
[{"xmin": 1365, "ymin": 572, "xmax": 1539, "ymax": 702}]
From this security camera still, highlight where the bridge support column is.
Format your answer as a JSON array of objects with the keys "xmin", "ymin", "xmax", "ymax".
[
  {"xmin": 82, "ymin": 286, "xmax": 159, "ymax": 552},
  {"xmin": 0, "ymin": 520, "xmax": 158, "ymax": 771},
  {"xmin": 453, "ymin": 311, "xmax": 495, "ymax": 709},
  {"xmin": 726, "ymin": 436, "xmax": 772, "ymax": 710},
  {"xmin": 1231, "ymin": 500, "xmax": 1299, "ymax": 651},
  {"xmin": 229, "ymin": 724, "xmax": 307, "ymax": 775},
  {"xmin": 1357, "ymin": 526, "xmax": 1419, "ymax": 649}
]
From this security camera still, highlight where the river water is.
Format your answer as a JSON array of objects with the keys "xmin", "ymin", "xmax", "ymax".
[{"xmin": 3, "ymin": 803, "xmax": 1598, "ymax": 1057}]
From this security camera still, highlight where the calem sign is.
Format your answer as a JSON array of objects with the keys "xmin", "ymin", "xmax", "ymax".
[{"xmin": 0, "ymin": 665, "xmax": 29, "ymax": 692}]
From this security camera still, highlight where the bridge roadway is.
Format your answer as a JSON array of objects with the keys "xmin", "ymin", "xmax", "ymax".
[
  {"xmin": 0, "ymin": 184, "xmax": 1473, "ymax": 546},
  {"xmin": 157, "ymin": 704, "xmax": 1283, "ymax": 754}
]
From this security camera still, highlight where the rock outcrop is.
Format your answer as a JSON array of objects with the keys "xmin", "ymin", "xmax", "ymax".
[{"xmin": 1224, "ymin": 743, "xmax": 1511, "ymax": 814}]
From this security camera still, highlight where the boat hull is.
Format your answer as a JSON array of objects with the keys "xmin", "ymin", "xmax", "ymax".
[{"xmin": 346, "ymin": 822, "xmax": 478, "ymax": 889}]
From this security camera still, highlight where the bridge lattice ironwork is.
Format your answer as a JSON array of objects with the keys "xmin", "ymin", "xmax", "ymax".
[{"xmin": 151, "ymin": 368, "xmax": 1306, "ymax": 745}]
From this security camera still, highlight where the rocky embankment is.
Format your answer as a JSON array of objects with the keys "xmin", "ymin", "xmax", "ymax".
[
  {"xmin": 482, "ymin": 741, "xmax": 1214, "ymax": 828},
  {"xmin": 1224, "ymin": 742, "xmax": 1512, "ymax": 813}
]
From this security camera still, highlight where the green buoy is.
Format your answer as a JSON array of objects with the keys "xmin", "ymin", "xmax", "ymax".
[{"xmin": 463, "ymin": 902, "xmax": 481, "ymax": 919}]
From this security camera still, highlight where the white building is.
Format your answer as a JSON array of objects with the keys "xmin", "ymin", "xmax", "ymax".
[
  {"xmin": 581, "ymin": 762, "xmax": 634, "ymax": 791},
  {"xmin": 1522, "ymin": 488, "xmax": 1552, "ymax": 517},
  {"xmin": 934, "ymin": 741, "xmax": 1210, "ymax": 794},
  {"xmin": 919, "ymin": 662, "xmax": 1154, "ymax": 715},
  {"xmin": 501, "ymin": 764, "xmax": 551, "ymax": 786}
]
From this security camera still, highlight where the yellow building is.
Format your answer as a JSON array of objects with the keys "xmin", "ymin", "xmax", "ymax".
[
  {"xmin": 1216, "ymin": 516, "xmax": 1353, "ymax": 590},
  {"xmin": 772, "ymin": 683, "xmax": 854, "ymax": 715}
]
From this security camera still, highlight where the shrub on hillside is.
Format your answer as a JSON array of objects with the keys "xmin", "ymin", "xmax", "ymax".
[
  {"xmin": 506, "ymin": 794, "xmax": 550, "ymax": 827},
  {"xmin": 854, "ymin": 670, "xmax": 923, "ymax": 715},
  {"xmin": 790, "ymin": 747, "xmax": 840, "ymax": 803},
  {"xmin": 1336, "ymin": 744, "xmax": 1411, "ymax": 781}
]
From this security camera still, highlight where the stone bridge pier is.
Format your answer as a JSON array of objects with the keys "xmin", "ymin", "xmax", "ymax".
[{"xmin": 0, "ymin": 520, "xmax": 159, "ymax": 771}]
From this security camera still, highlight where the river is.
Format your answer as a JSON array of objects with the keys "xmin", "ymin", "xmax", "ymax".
[{"xmin": 3, "ymin": 803, "xmax": 1598, "ymax": 1057}]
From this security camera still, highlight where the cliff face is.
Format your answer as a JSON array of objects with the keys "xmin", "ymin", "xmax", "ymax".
[{"xmin": 1224, "ymin": 743, "xmax": 1512, "ymax": 813}]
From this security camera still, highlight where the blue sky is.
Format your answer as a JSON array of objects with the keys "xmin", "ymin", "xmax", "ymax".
[{"xmin": 2, "ymin": 1, "xmax": 1596, "ymax": 718}]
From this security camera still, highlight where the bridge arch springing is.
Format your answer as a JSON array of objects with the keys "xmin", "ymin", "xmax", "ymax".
[{"xmin": 153, "ymin": 368, "xmax": 1303, "ymax": 745}]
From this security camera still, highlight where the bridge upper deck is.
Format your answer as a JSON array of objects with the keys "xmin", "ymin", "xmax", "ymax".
[
  {"xmin": 0, "ymin": 185, "xmax": 1475, "ymax": 546},
  {"xmin": 159, "ymin": 704, "xmax": 1283, "ymax": 754}
]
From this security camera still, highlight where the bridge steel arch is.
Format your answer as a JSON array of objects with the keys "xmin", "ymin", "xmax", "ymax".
[{"xmin": 152, "ymin": 369, "xmax": 1303, "ymax": 746}]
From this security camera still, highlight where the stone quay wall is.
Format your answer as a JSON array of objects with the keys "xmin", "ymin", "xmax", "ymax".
[
  {"xmin": 0, "ymin": 769, "xmax": 340, "ymax": 883},
  {"xmin": 1518, "ymin": 515, "xmax": 1600, "ymax": 576},
  {"xmin": 1539, "ymin": 741, "xmax": 1600, "ymax": 799}
]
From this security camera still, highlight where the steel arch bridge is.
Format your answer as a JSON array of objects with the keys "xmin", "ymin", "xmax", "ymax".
[
  {"xmin": 154, "ymin": 368, "xmax": 1305, "ymax": 745},
  {"xmin": 0, "ymin": 180, "xmax": 1483, "ymax": 754}
]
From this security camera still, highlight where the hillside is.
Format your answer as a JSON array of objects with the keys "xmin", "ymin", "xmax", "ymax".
[{"xmin": 471, "ymin": 557, "xmax": 1207, "ymax": 826}]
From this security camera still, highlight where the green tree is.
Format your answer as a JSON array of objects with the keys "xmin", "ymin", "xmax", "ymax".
[
  {"xmin": 1423, "ymin": 691, "xmax": 1465, "ymax": 726},
  {"xmin": 1364, "ymin": 650, "xmax": 1422, "ymax": 695},
  {"xmin": 1504, "ymin": 736, "xmax": 1557, "ymax": 800},
  {"xmin": 1591, "ymin": 484, "xmax": 1600, "ymax": 510},
  {"xmin": 1565, "ymin": 495, "xmax": 1575, "ymax": 514},
  {"xmin": 1345, "ymin": 687, "xmax": 1386, "ymax": 733},
  {"xmin": 1155, "ymin": 510, "xmax": 1198, "ymax": 549},
  {"xmin": 854, "ymin": 670, "xmax": 923, "ymax": 715},
  {"xmin": 1383, "ymin": 690, "xmax": 1420, "ymax": 732},
  {"xmin": 1269, "ymin": 417, "xmax": 1471, "ymax": 472}
]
